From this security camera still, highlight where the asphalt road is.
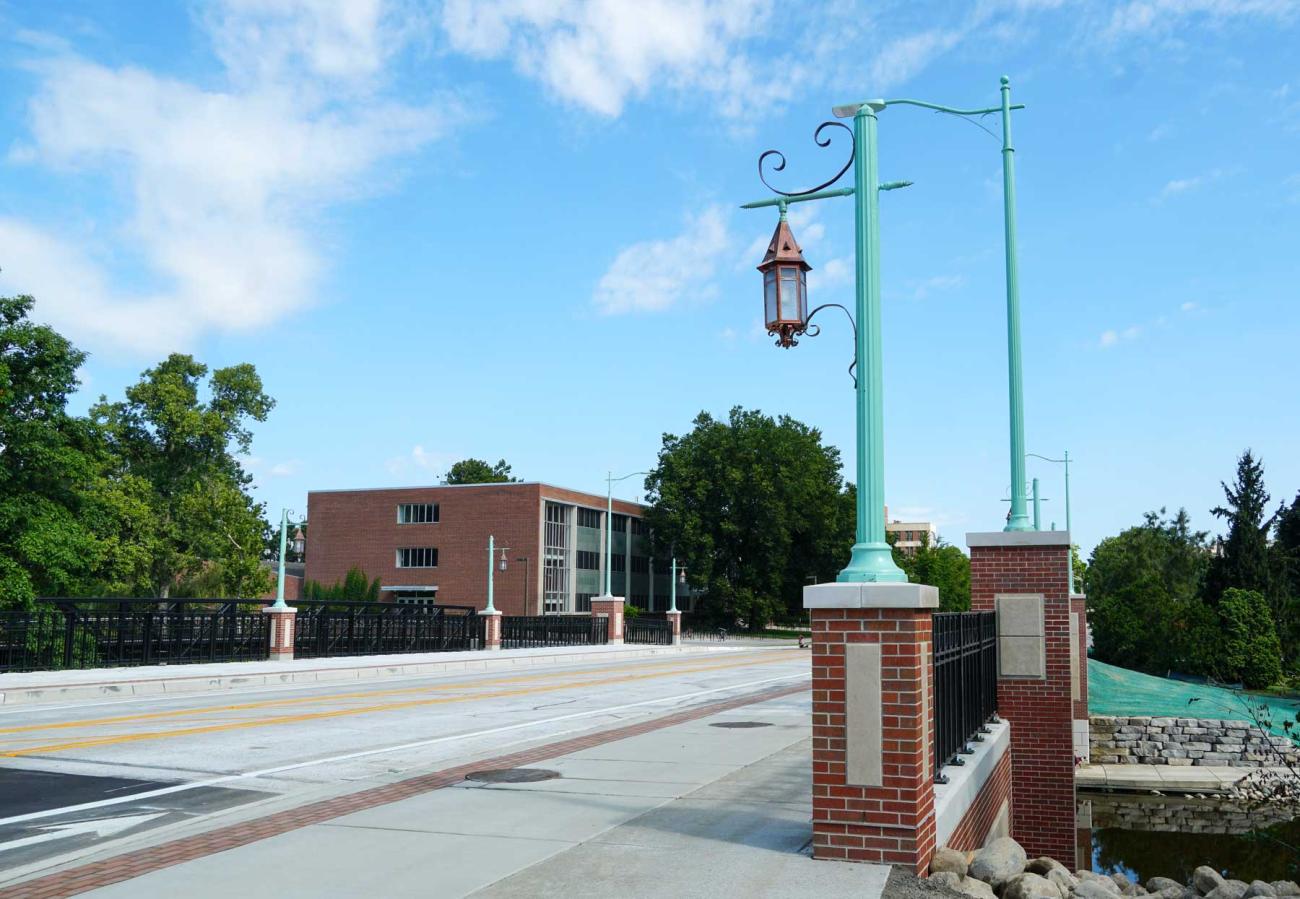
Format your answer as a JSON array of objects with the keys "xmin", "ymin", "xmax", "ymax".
[{"xmin": 0, "ymin": 646, "xmax": 808, "ymax": 885}]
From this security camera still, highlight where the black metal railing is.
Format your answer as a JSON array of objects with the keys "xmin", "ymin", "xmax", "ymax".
[
  {"xmin": 624, "ymin": 617, "xmax": 673, "ymax": 645},
  {"xmin": 291, "ymin": 601, "xmax": 481, "ymax": 659},
  {"xmin": 1, "ymin": 600, "xmax": 270, "ymax": 673},
  {"xmin": 932, "ymin": 610, "xmax": 998, "ymax": 782},
  {"xmin": 500, "ymin": 615, "xmax": 608, "ymax": 649}
]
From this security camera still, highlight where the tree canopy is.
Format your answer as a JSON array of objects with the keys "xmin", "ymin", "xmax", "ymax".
[{"xmin": 444, "ymin": 458, "xmax": 518, "ymax": 485}]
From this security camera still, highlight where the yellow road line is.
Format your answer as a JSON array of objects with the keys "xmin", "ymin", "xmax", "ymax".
[
  {"xmin": 0, "ymin": 650, "xmax": 792, "ymax": 739},
  {"xmin": 0, "ymin": 653, "xmax": 803, "ymax": 758}
]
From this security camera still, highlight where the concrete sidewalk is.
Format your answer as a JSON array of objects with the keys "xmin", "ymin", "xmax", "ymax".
[
  {"xmin": 56, "ymin": 690, "xmax": 886, "ymax": 898},
  {"xmin": 0, "ymin": 644, "xmax": 729, "ymax": 707}
]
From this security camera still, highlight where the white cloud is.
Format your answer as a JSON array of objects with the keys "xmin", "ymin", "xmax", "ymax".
[
  {"xmin": 1180, "ymin": 300, "xmax": 1200, "ymax": 313},
  {"xmin": 1103, "ymin": 0, "xmax": 1300, "ymax": 40},
  {"xmin": 3, "ymin": 1, "xmax": 455, "ymax": 354},
  {"xmin": 594, "ymin": 205, "xmax": 730, "ymax": 314},
  {"xmin": 385, "ymin": 444, "xmax": 459, "ymax": 479},
  {"xmin": 908, "ymin": 274, "xmax": 966, "ymax": 301},
  {"xmin": 1099, "ymin": 325, "xmax": 1142, "ymax": 348},
  {"xmin": 869, "ymin": 29, "xmax": 963, "ymax": 90},
  {"xmin": 1158, "ymin": 168, "xmax": 1229, "ymax": 200},
  {"xmin": 439, "ymin": 0, "xmax": 783, "ymax": 118}
]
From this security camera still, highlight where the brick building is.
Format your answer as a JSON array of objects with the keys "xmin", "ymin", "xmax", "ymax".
[{"xmin": 305, "ymin": 482, "xmax": 690, "ymax": 616}]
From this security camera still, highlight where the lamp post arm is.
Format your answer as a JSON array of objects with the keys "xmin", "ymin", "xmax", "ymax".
[{"xmin": 882, "ymin": 99, "xmax": 1025, "ymax": 116}]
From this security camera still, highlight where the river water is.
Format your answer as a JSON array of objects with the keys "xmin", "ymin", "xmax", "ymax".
[{"xmin": 1080, "ymin": 793, "xmax": 1300, "ymax": 882}]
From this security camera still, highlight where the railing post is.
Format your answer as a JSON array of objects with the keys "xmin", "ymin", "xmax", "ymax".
[
  {"xmin": 805, "ymin": 581, "xmax": 939, "ymax": 872},
  {"xmin": 62, "ymin": 610, "xmax": 75, "ymax": 669},
  {"xmin": 482, "ymin": 610, "xmax": 502, "ymax": 651},
  {"xmin": 590, "ymin": 597, "xmax": 624, "ymax": 645},
  {"xmin": 262, "ymin": 605, "xmax": 297, "ymax": 662},
  {"xmin": 665, "ymin": 610, "xmax": 682, "ymax": 646}
]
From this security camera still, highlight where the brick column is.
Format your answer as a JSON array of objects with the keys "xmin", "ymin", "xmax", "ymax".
[
  {"xmin": 1071, "ymin": 592, "xmax": 1090, "ymax": 765},
  {"xmin": 262, "ymin": 606, "xmax": 297, "ymax": 662},
  {"xmin": 805, "ymin": 582, "xmax": 939, "ymax": 872},
  {"xmin": 590, "ymin": 596, "xmax": 625, "ymax": 645},
  {"xmin": 665, "ymin": 610, "xmax": 682, "ymax": 646},
  {"xmin": 482, "ymin": 610, "xmax": 502, "ymax": 651},
  {"xmin": 967, "ymin": 531, "xmax": 1076, "ymax": 867}
]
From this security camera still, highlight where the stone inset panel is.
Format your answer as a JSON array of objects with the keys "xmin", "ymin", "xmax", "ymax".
[
  {"xmin": 996, "ymin": 593, "xmax": 1045, "ymax": 679},
  {"xmin": 845, "ymin": 643, "xmax": 883, "ymax": 786}
]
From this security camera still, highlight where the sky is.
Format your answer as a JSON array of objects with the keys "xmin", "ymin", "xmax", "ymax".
[{"xmin": 1, "ymin": 0, "xmax": 1298, "ymax": 557}]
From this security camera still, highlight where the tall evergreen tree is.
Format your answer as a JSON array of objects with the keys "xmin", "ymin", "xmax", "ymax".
[
  {"xmin": 1206, "ymin": 449, "xmax": 1274, "ymax": 605},
  {"xmin": 1271, "ymin": 492, "xmax": 1300, "ymax": 661}
]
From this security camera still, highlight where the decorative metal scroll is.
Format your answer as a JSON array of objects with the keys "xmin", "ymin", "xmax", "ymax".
[{"xmin": 757, "ymin": 121, "xmax": 854, "ymax": 198}]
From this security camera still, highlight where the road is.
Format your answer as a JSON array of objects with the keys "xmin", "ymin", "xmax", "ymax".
[{"xmin": 0, "ymin": 646, "xmax": 809, "ymax": 889}]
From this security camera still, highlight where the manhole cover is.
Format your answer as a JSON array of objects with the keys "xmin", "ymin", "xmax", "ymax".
[
  {"xmin": 465, "ymin": 768, "xmax": 561, "ymax": 784},
  {"xmin": 710, "ymin": 721, "xmax": 773, "ymax": 729}
]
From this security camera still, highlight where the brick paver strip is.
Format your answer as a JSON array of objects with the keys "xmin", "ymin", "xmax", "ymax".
[{"xmin": 3, "ymin": 681, "xmax": 808, "ymax": 899}]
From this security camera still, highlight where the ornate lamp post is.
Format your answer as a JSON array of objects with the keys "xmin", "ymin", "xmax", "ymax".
[
  {"xmin": 601, "ymin": 470, "xmax": 649, "ymax": 597},
  {"xmin": 741, "ymin": 78, "xmax": 1031, "ymax": 577},
  {"xmin": 272, "ymin": 508, "xmax": 302, "ymax": 610},
  {"xmin": 670, "ymin": 558, "xmax": 686, "ymax": 613},
  {"xmin": 486, "ymin": 535, "xmax": 508, "ymax": 613}
]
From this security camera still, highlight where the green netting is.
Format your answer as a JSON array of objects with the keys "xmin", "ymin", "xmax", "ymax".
[{"xmin": 1088, "ymin": 658, "xmax": 1300, "ymax": 737}]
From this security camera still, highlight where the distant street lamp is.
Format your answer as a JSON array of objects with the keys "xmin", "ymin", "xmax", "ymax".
[
  {"xmin": 670, "ymin": 558, "xmax": 686, "ymax": 614},
  {"xmin": 486, "ymin": 535, "xmax": 508, "ymax": 613},
  {"xmin": 602, "ymin": 470, "xmax": 649, "ymax": 597},
  {"xmin": 1028, "ymin": 450, "xmax": 1075, "ymax": 591},
  {"xmin": 272, "ymin": 508, "xmax": 302, "ymax": 610}
]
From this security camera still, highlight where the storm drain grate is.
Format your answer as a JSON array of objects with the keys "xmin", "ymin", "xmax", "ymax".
[
  {"xmin": 709, "ymin": 721, "xmax": 773, "ymax": 729},
  {"xmin": 464, "ymin": 768, "xmax": 561, "ymax": 784}
]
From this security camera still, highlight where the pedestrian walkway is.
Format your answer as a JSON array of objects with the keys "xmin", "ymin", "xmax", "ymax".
[{"xmin": 7, "ymin": 687, "xmax": 889, "ymax": 899}]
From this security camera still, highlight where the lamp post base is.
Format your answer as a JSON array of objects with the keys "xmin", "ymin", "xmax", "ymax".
[{"xmin": 837, "ymin": 542, "xmax": 908, "ymax": 583}]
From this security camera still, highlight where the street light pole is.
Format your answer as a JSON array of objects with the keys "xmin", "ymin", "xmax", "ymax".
[
  {"xmin": 1000, "ymin": 76, "xmax": 1032, "ymax": 532},
  {"xmin": 272, "ymin": 508, "xmax": 297, "ymax": 610},
  {"xmin": 1027, "ymin": 450, "xmax": 1074, "ymax": 591},
  {"xmin": 486, "ymin": 535, "xmax": 508, "ymax": 613},
  {"xmin": 603, "ymin": 470, "xmax": 648, "ymax": 597},
  {"xmin": 670, "ymin": 557, "xmax": 682, "ymax": 613}
]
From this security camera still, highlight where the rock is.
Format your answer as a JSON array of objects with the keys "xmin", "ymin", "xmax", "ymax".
[
  {"xmin": 931, "ymin": 871, "xmax": 965, "ymax": 890},
  {"xmin": 970, "ymin": 837, "xmax": 1028, "ymax": 890},
  {"xmin": 1078, "ymin": 871, "xmax": 1122, "ymax": 893},
  {"xmin": 1002, "ymin": 873, "xmax": 1063, "ymax": 899},
  {"xmin": 1195, "ymin": 868, "xmax": 1227, "ymax": 896},
  {"xmin": 1046, "ymin": 868, "xmax": 1078, "ymax": 897},
  {"xmin": 1154, "ymin": 888, "xmax": 1188, "ymax": 899},
  {"xmin": 1077, "ymin": 882, "xmax": 1123, "ymax": 899},
  {"xmin": 1148, "ymin": 879, "xmax": 1183, "ymax": 894},
  {"xmin": 1245, "ymin": 885, "xmax": 1278, "ymax": 899},
  {"xmin": 932, "ymin": 847, "xmax": 970, "ymax": 877},
  {"xmin": 1112, "ymin": 873, "xmax": 1138, "ymax": 896},
  {"xmin": 1270, "ymin": 885, "xmax": 1300, "ymax": 898},
  {"xmin": 1027, "ymin": 858, "xmax": 1070, "ymax": 877},
  {"xmin": 1206, "ymin": 882, "xmax": 1249, "ymax": 899},
  {"xmin": 955, "ymin": 877, "xmax": 998, "ymax": 899}
]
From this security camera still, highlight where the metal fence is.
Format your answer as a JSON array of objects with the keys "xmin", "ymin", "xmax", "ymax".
[
  {"xmin": 1, "ymin": 600, "xmax": 270, "ymax": 673},
  {"xmin": 292, "ymin": 602, "xmax": 481, "ymax": 659},
  {"xmin": 932, "ymin": 610, "xmax": 998, "ymax": 782},
  {"xmin": 624, "ymin": 617, "xmax": 673, "ymax": 645},
  {"xmin": 500, "ymin": 615, "xmax": 608, "ymax": 649}
]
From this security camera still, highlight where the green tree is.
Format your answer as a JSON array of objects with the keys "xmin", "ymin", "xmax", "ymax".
[
  {"xmin": 643, "ymin": 407, "xmax": 853, "ymax": 629},
  {"xmin": 302, "ymin": 566, "xmax": 380, "ymax": 602},
  {"xmin": 1272, "ymin": 492, "xmax": 1300, "ymax": 663},
  {"xmin": 91, "ymin": 354, "xmax": 274, "ymax": 598},
  {"xmin": 889, "ymin": 534, "xmax": 971, "ymax": 611},
  {"xmin": 0, "ymin": 296, "xmax": 153, "ymax": 607},
  {"xmin": 445, "ymin": 458, "xmax": 518, "ymax": 485},
  {"xmin": 1207, "ymin": 449, "xmax": 1275, "ymax": 605},
  {"xmin": 1086, "ymin": 509, "xmax": 1213, "ymax": 675},
  {"xmin": 1218, "ymin": 588, "xmax": 1283, "ymax": 689}
]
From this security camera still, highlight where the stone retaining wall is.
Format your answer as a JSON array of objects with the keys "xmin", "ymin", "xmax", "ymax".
[
  {"xmin": 1089, "ymin": 715, "xmax": 1300, "ymax": 766},
  {"xmin": 1084, "ymin": 793, "xmax": 1296, "ymax": 833}
]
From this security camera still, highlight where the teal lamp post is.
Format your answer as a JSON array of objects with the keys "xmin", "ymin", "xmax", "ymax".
[
  {"xmin": 1028, "ymin": 450, "xmax": 1075, "ymax": 591},
  {"xmin": 670, "ymin": 557, "xmax": 685, "ymax": 613},
  {"xmin": 742, "ymin": 80, "xmax": 1026, "ymax": 581},
  {"xmin": 486, "ymin": 535, "xmax": 508, "ymax": 613},
  {"xmin": 602, "ymin": 470, "xmax": 649, "ymax": 596},
  {"xmin": 272, "ymin": 508, "xmax": 300, "ymax": 610}
]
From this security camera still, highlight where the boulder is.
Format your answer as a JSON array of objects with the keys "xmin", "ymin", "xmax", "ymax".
[
  {"xmin": 1046, "ymin": 868, "xmax": 1078, "ymax": 897},
  {"xmin": 1002, "ymin": 873, "xmax": 1063, "ymax": 899},
  {"xmin": 1245, "ymin": 885, "xmax": 1278, "ymax": 899},
  {"xmin": 1027, "ymin": 858, "xmax": 1070, "ymax": 878},
  {"xmin": 932, "ymin": 848, "xmax": 970, "ymax": 877},
  {"xmin": 1112, "ymin": 873, "xmax": 1139, "ymax": 896},
  {"xmin": 931, "ymin": 872, "xmax": 965, "ymax": 891},
  {"xmin": 1077, "ymin": 871, "xmax": 1122, "ymax": 893},
  {"xmin": 955, "ymin": 877, "xmax": 999, "ymax": 899},
  {"xmin": 1206, "ymin": 882, "xmax": 1249, "ymax": 899},
  {"xmin": 1077, "ymin": 882, "xmax": 1124, "ymax": 899},
  {"xmin": 1195, "ymin": 869, "xmax": 1228, "ymax": 896},
  {"xmin": 970, "ymin": 838, "xmax": 1028, "ymax": 890},
  {"xmin": 1148, "ymin": 880, "xmax": 1184, "ymax": 895},
  {"xmin": 1270, "ymin": 885, "xmax": 1300, "ymax": 898}
]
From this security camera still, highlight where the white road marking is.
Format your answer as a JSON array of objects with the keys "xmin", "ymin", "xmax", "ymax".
[
  {"xmin": 0, "ymin": 672, "xmax": 808, "ymax": 828},
  {"xmin": 0, "ymin": 813, "xmax": 165, "ymax": 853}
]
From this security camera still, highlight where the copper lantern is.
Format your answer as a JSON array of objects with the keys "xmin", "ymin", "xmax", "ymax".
[{"xmin": 758, "ymin": 215, "xmax": 811, "ymax": 347}]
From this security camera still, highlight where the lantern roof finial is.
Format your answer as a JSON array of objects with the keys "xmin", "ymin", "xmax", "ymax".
[{"xmin": 758, "ymin": 217, "xmax": 812, "ymax": 272}]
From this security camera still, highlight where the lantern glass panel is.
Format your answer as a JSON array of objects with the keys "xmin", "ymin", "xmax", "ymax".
[
  {"xmin": 763, "ymin": 270, "xmax": 778, "ymax": 326},
  {"xmin": 800, "ymin": 270, "xmax": 808, "ymax": 317},
  {"xmin": 779, "ymin": 268, "xmax": 801, "ymax": 322}
]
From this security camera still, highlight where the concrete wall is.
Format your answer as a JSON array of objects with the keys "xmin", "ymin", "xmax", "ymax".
[{"xmin": 1089, "ymin": 715, "xmax": 1300, "ymax": 767}]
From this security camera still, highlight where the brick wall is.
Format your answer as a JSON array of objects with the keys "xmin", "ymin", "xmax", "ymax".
[
  {"xmin": 942, "ymin": 748, "xmax": 1012, "ymax": 853},
  {"xmin": 305, "ymin": 482, "xmax": 643, "ymax": 615},
  {"xmin": 810, "ymin": 605, "xmax": 936, "ymax": 871},
  {"xmin": 969, "ymin": 534, "xmax": 1077, "ymax": 867}
]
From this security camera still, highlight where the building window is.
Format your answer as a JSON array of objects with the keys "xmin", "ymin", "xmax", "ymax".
[
  {"xmin": 610, "ymin": 513, "xmax": 628, "ymax": 533},
  {"xmin": 576, "ymin": 550, "xmax": 600, "ymax": 570},
  {"xmin": 575, "ymin": 593, "xmax": 595, "ymax": 612},
  {"xmin": 397, "ymin": 503, "xmax": 439, "ymax": 524},
  {"xmin": 631, "ymin": 593, "xmax": 648, "ymax": 606},
  {"xmin": 631, "ymin": 555, "xmax": 649, "ymax": 574},
  {"xmin": 577, "ymin": 508, "xmax": 601, "ymax": 529},
  {"xmin": 630, "ymin": 518, "xmax": 649, "ymax": 537},
  {"xmin": 544, "ymin": 503, "xmax": 571, "ymax": 614},
  {"xmin": 610, "ymin": 553, "xmax": 626, "ymax": 572},
  {"xmin": 397, "ymin": 547, "xmax": 438, "ymax": 568}
]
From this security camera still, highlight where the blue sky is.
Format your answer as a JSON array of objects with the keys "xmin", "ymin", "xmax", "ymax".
[{"xmin": 1, "ymin": 0, "xmax": 1298, "ymax": 555}]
